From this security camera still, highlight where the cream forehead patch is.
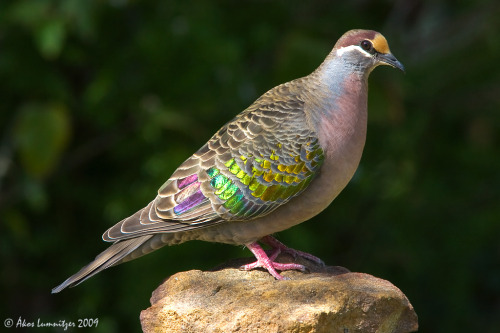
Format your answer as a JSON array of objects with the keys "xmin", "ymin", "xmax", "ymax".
[{"xmin": 372, "ymin": 34, "xmax": 390, "ymax": 54}]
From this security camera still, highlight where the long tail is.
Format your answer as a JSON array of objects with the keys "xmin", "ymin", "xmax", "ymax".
[{"xmin": 52, "ymin": 234, "xmax": 164, "ymax": 293}]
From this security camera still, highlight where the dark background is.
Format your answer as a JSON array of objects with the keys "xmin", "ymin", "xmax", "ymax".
[{"xmin": 1, "ymin": 1, "xmax": 499, "ymax": 332}]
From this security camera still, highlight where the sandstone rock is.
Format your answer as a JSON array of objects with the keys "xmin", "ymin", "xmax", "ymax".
[{"xmin": 140, "ymin": 254, "xmax": 418, "ymax": 333}]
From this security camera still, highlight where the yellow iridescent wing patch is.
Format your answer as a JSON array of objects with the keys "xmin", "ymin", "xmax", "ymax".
[{"xmin": 206, "ymin": 140, "xmax": 324, "ymax": 218}]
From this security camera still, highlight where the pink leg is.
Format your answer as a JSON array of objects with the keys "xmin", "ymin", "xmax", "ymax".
[
  {"xmin": 241, "ymin": 242, "xmax": 306, "ymax": 280},
  {"xmin": 242, "ymin": 246, "xmax": 281, "ymax": 270},
  {"xmin": 261, "ymin": 235, "xmax": 325, "ymax": 266}
]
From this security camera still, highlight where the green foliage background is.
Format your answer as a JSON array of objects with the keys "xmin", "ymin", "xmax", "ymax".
[{"xmin": 1, "ymin": 1, "xmax": 499, "ymax": 332}]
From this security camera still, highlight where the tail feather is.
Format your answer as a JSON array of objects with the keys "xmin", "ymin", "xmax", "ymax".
[{"xmin": 51, "ymin": 235, "xmax": 154, "ymax": 293}]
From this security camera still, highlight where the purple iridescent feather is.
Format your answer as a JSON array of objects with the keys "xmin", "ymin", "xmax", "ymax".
[
  {"xmin": 177, "ymin": 174, "xmax": 198, "ymax": 189},
  {"xmin": 174, "ymin": 174, "xmax": 207, "ymax": 215},
  {"xmin": 174, "ymin": 188, "xmax": 206, "ymax": 214}
]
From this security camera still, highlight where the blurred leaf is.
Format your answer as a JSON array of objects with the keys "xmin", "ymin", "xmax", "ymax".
[
  {"xmin": 60, "ymin": 0, "xmax": 97, "ymax": 40},
  {"xmin": 22, "ymin": 178, "xmax": 48, "ymax": 212},
  {"xmin": 3, "ymin": 209, "xmax": 30, "ymax": 242},
  {"xmin": 6, "ymin": 1, "xmax": 49, "ymax": 28},
  {"xmin": 35, "ymin": 19, "xmax": 66, "ymax": 59},
  {"xmin": 13, "ymin": 102, "xmax": 71, "ymax": 180}
]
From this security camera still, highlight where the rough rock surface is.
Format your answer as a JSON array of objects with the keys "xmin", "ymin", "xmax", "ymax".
[{"xmin": 140, "ymin": 254, "xmax": 418, "ymax": 333}]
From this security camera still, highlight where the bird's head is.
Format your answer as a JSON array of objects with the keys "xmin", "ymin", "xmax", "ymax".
[{"xmin": 334, "ymin": 29, "xmax": 405, "ymax": 73}]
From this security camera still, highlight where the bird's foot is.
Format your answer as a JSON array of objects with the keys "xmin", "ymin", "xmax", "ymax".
[
  {"xmin": 261, "ymin": 235, "xmax": 325, "ymax": 266},
  {"xmin": 241, "ymin": 242, "xmax": 306, "ymax": 280}
]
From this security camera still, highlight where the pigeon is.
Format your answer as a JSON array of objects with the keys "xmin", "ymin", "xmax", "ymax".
[{"xmin": 52, "ymin": 29, "xmax": 404, "ymax": 293}]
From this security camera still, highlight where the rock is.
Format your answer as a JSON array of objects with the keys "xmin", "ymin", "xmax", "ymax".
[{"xmin": 140, "ymin": 254, "xmax": 418, "ymax": 333}]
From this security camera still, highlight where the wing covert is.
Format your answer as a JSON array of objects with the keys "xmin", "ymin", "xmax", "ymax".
[{"xmin": 104, "ymin": 80, "xmax": 325, "ymax": 242}]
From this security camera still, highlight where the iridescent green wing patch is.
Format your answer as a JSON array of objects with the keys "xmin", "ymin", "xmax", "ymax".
[{"xmin": 206, "ymin": 138, "xmax": 324, "ymax": 219}]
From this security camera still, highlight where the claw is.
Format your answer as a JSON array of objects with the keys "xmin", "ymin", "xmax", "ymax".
[
  {"xmin": 243, "ymin": 242, "xmax": 297, "ymax": 280},
  {"xmin": 243, "ymin": 236, "xmax": 320, "ymax": 280},
  {"xmin": 261, "ymin": 235, "xmax": 325, "ymax": 266}
]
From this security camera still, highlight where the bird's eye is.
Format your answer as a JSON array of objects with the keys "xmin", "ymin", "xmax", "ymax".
[{"xmin": 360, "ymin": 40, "xmax": 374, "ymax": 53}]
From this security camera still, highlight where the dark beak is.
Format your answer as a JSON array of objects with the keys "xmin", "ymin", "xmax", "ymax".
[{"xmin": 378, "ymin": 53, "xmax": 405, "ymax": 72}]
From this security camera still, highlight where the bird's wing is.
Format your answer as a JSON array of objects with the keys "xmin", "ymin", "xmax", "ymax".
[{"xmin": 103, "ymin": 82, "xmax": 325, "ymax": 242}]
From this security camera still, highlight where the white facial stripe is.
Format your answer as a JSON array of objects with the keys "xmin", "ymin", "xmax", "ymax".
[{"xmin": 336, "ymin": 45, "xmax": 372, "ymax": 58}]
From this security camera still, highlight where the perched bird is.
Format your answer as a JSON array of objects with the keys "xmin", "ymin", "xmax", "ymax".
[{"xmin": 52, "ymin": 29, "xmax": 404, "ymax": 293}]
